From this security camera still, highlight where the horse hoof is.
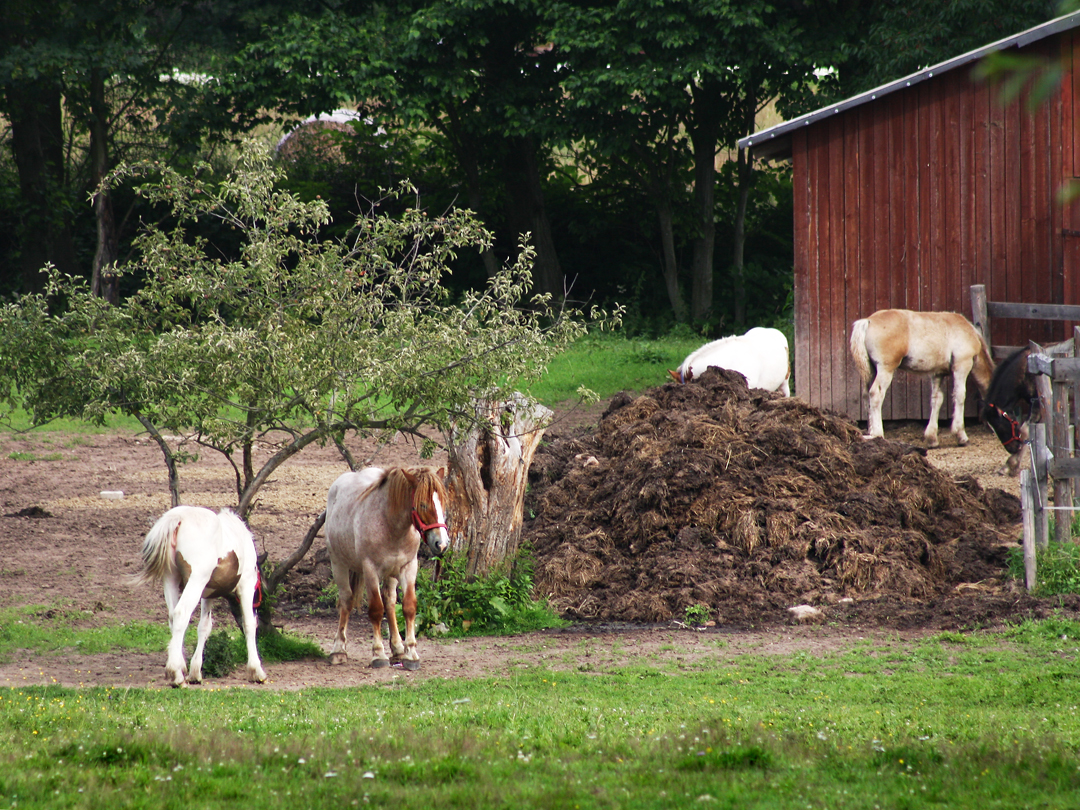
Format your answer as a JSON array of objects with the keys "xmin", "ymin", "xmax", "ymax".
[
  {"xmin": 329, "ymin": 652, "xmax": 348, "ymax": 666},
  {"xmin": 370, "ymin": 658, "xmax": 391, "ymax": 669},
  {"xmin": 400, "ymin": 660, "xmax": 420, "ymax": 671}
]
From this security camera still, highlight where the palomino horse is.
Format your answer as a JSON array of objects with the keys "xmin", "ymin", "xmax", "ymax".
[
  {"xmin": 850, "ymin": 309, "xmax": 994, "ymax": 447},
  {"xmin": 135, "ymin": 506, "xmax": 266, "ymax": 687},
  {"xmin": 669, "ymin": 326, "xmax": 790, "ymax": 395},
  {"xmin": 325, "ymin": 466, "xmax": 450, "ymax": 670}
]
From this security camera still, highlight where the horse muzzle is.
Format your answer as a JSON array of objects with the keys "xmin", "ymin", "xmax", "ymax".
[
  {"xmin": 413, "ymin": 509, "xmax": 450, "ymax": 556},
  {"xmin": 425, "ymin": 529, "xmax": 450, "ymax": 557}
]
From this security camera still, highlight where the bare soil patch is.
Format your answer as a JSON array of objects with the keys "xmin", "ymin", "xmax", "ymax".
[{"xmin": 0, "ymin": 378, "xmax": 1071, "ymax": 691}]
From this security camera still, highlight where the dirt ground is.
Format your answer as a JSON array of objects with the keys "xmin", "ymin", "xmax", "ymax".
[{"xmin": 0, "ymin": 381, "xmax": 1072, "ymax": 691}]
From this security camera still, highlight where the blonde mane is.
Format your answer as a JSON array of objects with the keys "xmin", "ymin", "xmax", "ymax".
[{"xmin": 367, "ymin": 466, "xmax": 448, "ymax": 516}]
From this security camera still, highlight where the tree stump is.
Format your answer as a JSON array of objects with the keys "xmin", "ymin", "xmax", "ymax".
[{"xmin": 445, "ymin": 393, "xmax": 553, "ymax": 578}]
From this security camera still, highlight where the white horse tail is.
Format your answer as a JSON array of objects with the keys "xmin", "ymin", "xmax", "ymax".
[
  {"xmin": 133, "ymin": 508, "xmax": 182, "ymax": 586},
  {"xmin": 849, "ymin": 318, "xmax": 873, "ymax": 386}
]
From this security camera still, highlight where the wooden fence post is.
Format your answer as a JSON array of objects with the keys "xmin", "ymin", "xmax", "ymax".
[
  {"xmin": 1052, "ymin": 371, "xmax": 1073, "ymax": 544},
  {"xmin": 1021, "ymin": 467, "xmax": 1037, "ymax": 592},
  {"xmin": 1030, "ymin": 422, "xmax": 1050, "ymax": 550},
  {"xmin": 969, "ymin": 284, "xmax": 989, "ymax": 345}
]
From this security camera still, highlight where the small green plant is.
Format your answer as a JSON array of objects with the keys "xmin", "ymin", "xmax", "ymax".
[
  {"xmin": 200, "ymin": 630, "xmax": 240, "ymax": 678},
  {"xmin": 413, "ymin": 548, "xmax": 565, "ymax": 635},
  {"xmin": 316, "ymin": 582, "xmax": 338, "ymax": 609},
  {"xmin": 1008, "ymin": 542, "xmax": 1080, "ymax": 596},
  {"xmin": 684, "ymin": 603, "xmax": 712, "ymax": 626}
]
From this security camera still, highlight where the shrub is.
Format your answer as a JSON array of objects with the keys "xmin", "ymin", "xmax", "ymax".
[{"xmin": 413, "ymin": 549, "xmax": 566, "ymax": 636}]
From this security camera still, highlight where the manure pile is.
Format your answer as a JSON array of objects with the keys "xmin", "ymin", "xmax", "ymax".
[{"xmin": 523, "ymin": 368, "xmax": 1021, "ymax": 624}]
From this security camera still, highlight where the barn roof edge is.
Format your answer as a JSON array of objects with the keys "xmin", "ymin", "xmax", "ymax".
[{"xmin": 738, "ymin": 10, "xmax": 1080, "ymax": 160}]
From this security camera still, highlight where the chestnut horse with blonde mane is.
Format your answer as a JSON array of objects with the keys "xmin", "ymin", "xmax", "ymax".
[
  {"xmin": 849, "ymin": 309, "xmax": 994, "ymax": 447},
  {"xmin": 325, "ymin": 466, "xmax": 450, "ymax": 670}
]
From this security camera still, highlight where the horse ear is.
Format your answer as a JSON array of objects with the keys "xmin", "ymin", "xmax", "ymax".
[
  {"xmin": 401, "ymin": 468, "xmax": 419, "ymax": 487},
  {"xmin": 668, "ymin": 369, "xmax": 681, "ymax": 383},
  {"xmin": 436, "ymin": 466, "xmax": 447, "ymax": 479}
]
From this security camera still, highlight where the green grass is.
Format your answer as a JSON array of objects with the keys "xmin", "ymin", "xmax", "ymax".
[
  {"xmin": 1, "ymin": 332, "xmax": 703, "ymax": 437},
  {"xmin": 523, "ymin": 332, "xmax": 704, "ymax": 405},
  {"xmin": 0, "ymin": 605, "xmax": 322, "ymax": 667},
  {"xmin": 3, "ymin": 619, "xmax": 1080, "ymax": 808}
]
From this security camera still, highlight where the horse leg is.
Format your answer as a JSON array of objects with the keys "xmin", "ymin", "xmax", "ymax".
[
  {"xmin": 165, "ymin": 577, "xmax": 205, "ymax": 687},
  {"xmin": 399, "ymin": 564, "xmax": 421, "ymax": 671},
  {"xmin": 366, "ymin": 577, "xmax": 391, "ymax": 668},
  {"xmin": 949, "ymin": 359, "xmax": 974, "ymax": 446},
  {"xmin": 187, "ymin": 598, "xmax": 213, "ymax": 685},
  {"xmin": 236, "ymin": 576, "xmax": 267, "ymax": 683},
  {"xmin": 328, "ymin": 567, "xmax": 359, "ymax": 665},
  {"xmin": 383, "ymin": 576, "xmax": 407, "ymax": 661},
  {"xmin": 924, "ymin": 374, "xmax": 946, "ymax": 448},
  {"xmin": 866, "ymin": 366, "xmax": 894, "ymax": 439}
]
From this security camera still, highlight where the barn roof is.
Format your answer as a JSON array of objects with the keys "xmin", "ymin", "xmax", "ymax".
[{"xmin": 738, "ymin": 10, "xmax": 1080, "ymax": 160}]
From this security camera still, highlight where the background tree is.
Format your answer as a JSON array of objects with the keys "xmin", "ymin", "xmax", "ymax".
[
  {"xmin": 229, "ymin": 0, "xmax": 569, "ymax": 298},
  {"xmin": 0, "ymin": 141, "xmax": 616, "ymax": 617},
  {"xmin": 0, "ymin": 0, "xmax": 297, "ymax": 298},
  {"xmin": 551, "ymin": 0, "xmax": 853, "ymax": 327}
]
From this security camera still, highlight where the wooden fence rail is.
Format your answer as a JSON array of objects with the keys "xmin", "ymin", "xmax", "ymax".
[{"xmin": 969, "ymin": 285, "xmax": 1080, "ymax": 591}]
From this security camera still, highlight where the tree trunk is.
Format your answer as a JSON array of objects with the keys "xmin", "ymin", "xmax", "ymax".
[
  {"xmin": 503, "ymin": 136, "xmax": 563, "ymax": 299},
  {"xmin": 6, "ymin": 78, "xmax": 78, "ymax": 294},
  {"xmin": 731, "ymin": 83, "xmax": 759, "ymax": 327},
  {"xmin": 89, "ymin": 68, "xmax": 119, "ymax": 304},
  {"xmin": 445, "ymin": 393, "xmax": 552, "ymax": 578},
  {"xmin": 688, "ymin": 80, "xmax": 722, "ymax": 323},
  {"xmin": 657, "ymin": 197, "xmax": 689, "ymax": 323},
  {"xmin": 439, "ymin": 106, "xmax": 500, "ymax": 279},
  {"xmin": 732, "ymin": 147, "xmax": 754, "ymax": 327}
]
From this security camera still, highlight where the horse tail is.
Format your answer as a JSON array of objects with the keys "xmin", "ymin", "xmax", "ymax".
[
  {"xmin": 849, "ymin": 318, "xmax": 873, "ymax": 387},
  {"xmin": 132, "ymin": 508, "xmax": 182, "ymax": 586},
  {"xmin": 971, "ymin": 328, "xmax": 995, "ymax": 396}
]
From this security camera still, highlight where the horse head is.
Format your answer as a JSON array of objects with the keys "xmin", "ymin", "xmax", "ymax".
[
  {"xmin": 981, "ymin": 346, "xmax": 1037, "ymax": 456},
  {"xmin": 980, "ymin": 401, "xmax": 1026, "ymax": 455},
  {"xmin": 405, "ymin": 467, "xmax": 450, "ymax": 557}
]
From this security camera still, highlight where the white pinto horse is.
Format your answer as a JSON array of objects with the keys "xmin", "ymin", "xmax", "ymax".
[
  {"xmin": 135, "ymin": 506, "xmax": 266, "ymax": 687},
  {"xmin": 325, "ymin": 466, "xmax": 450, "ymax": 670},
  {"xmin": 849, "ymin": 308, "xmax": 994, "ymax": 447},
  {"xmin": 670, "ymin": 326, "xmax": 791, "ymax": 395}
]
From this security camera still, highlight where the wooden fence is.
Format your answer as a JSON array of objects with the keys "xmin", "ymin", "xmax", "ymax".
[{"xmin": 970, "ymin": 285, "xmax": 1080, "ymax": 590}]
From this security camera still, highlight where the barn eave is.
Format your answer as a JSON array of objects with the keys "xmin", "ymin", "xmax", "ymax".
[{"xmin": 738, "ymin": 10, "xmax": 1080, "ymax": 161}]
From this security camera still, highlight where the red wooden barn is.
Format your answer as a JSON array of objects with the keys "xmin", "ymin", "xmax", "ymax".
[{"xmin": 739, "ymin": 11, "xmax": 1080, "ymax": 425}]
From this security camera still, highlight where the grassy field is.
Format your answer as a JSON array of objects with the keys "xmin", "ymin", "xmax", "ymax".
[
  {"xmin": 8, "ymin": 330, "xmax": 1078, "ymax": 808},
  {"xmin": 2, "ymin": 615, "xmax": 1080, "ymax": 808},
  {"xmin": 1, "ymin": 332, "xmax": 706, "ymax": 437}
]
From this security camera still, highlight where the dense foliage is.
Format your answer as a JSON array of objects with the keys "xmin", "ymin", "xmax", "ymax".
[
  {"xmin": 0, "ymin": 0, "xmax": 1060, "ymax": 329},
  {"xmin": 0, "ymin": 142, "xmax": 615, "ymax": 518}
]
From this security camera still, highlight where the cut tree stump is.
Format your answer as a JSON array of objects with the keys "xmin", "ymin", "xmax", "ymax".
[{"xmin": 445, "ymin": 393, "xmax": 553, "ymax": 579}]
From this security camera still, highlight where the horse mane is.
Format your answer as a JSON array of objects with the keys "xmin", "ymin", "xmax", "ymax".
[
  {"xmin": 985, "ymin": 346, "xmax": 1031, "ymax": 409},
  {"xmin": 970, "ymin": 329, "xmax": 995, "ymax": 394},
  {"xmin": 378, "ymin": 466, "xmax": 448, "ymax": 516}
]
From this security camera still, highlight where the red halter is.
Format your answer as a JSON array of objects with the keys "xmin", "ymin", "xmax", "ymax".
[
  {"xmin": 988, "ymin": 403, "xmax": 1025, "ymax": 451},
  {"xmin": 411, "ymin": 490, "xmax": 447, "ymax": 535}
]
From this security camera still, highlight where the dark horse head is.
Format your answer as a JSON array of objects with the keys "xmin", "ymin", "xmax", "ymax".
[{"xmin": 979, "ymin": 347, "xmax": 1038, "ymax": 455}]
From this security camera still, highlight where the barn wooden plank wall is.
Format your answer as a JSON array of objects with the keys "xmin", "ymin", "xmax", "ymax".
[{"xmin": 791, "ymin": 32, "xmax": 1080, "ymax": 423}]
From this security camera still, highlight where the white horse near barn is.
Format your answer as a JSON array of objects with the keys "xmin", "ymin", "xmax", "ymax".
[{"xmin": 670, "ymin": 327, "xmax": 791, "ymax": 395}]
